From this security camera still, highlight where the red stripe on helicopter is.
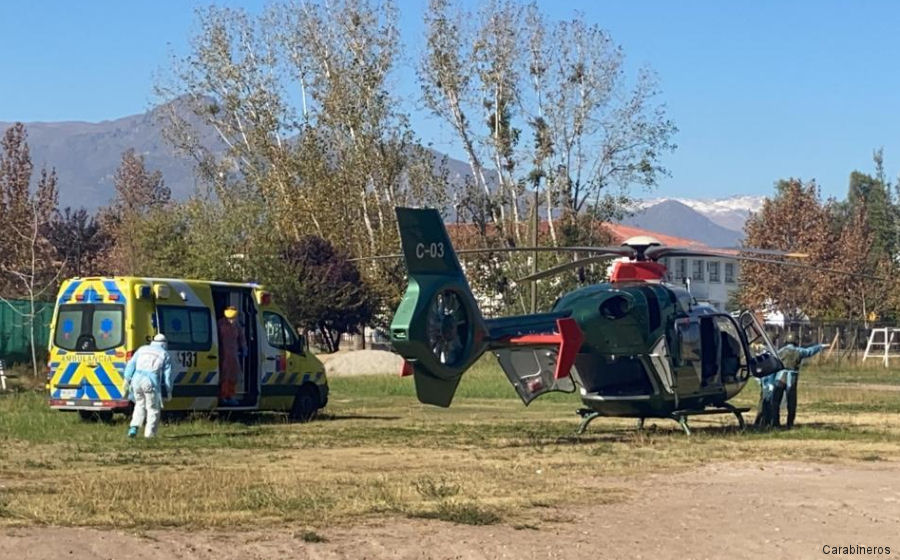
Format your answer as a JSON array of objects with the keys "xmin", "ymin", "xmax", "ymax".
[
  {"xmin": 507, "ymin": 318, "xmax": 584, "ymax": 380},
  {"xmin": 400, "ymin": 360, "xmax": 415, "ymax": 377}
]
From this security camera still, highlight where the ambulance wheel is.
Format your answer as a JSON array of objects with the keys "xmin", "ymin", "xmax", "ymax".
[
  {"xmin": 78, "ymin": 410, "xmax": 113, "ymax": 423},
  {"xmin": 290, "ymin": 385, "xmax": 319, "ymax": 422}
]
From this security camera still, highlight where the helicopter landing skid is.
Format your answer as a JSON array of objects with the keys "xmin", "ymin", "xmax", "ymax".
[
  {"xmin": 669, "ymin": 404, "xmax": 750, "ymax": 435},
  {"xmin": 575, "ymin": 405, "xmax": 750, "ymax": 436},
  {"xmin": 575, "ymin": 409, "xmax": 602, "ymax": 435}
]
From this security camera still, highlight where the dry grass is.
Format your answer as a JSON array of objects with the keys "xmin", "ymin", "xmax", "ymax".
[{"xmin": 2, "ymin": 358, "xmax": 900, "ymax": 529}]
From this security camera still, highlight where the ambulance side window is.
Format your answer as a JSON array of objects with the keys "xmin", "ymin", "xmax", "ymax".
[
  {"xmin": 264, "ymin": 312, "xmax": 286, "ymax": 348},
  {"xmin": 263, "ymin": 312, "xmax": 297, "ymax": 350},
  {"xmin": 158, "ymin": 306, "xmax": 211, "ymax": 351}
]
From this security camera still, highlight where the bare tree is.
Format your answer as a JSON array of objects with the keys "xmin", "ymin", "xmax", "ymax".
[
  {"xmin": 421, "ymin": 0, "xmax": 497, "ymax": 228},
  {"xmin": 99, "ymin": 149, "xmax": 171, "ymax": 274},
  {"xmin": 1, "ymin": 200, "xmax": 65, "ymax": 376},
  {"xmin": 0, "ymin": 123, "xmax": 62, "ymax": 375},
  {"xmin": 157, "ymin": 1, "xmax": 447, "ymax": 261},
  {"xmin": 420, "ymin": 1, "xmax": 676, "ymax": 251}
]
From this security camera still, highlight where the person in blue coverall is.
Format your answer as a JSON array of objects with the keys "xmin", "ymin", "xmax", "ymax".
[
  {"xmin": 122, "ymin": 333, "xmax": 174, "ymax": 438},
  {"xmin": 756, "ymin": 333, "xmax": 827, "ymax": 429}
]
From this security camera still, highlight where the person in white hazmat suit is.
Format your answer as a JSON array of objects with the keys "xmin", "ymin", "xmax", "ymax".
[{"xmin": 122, "ymin": 333, "xmax": 174, "ymax": 438}]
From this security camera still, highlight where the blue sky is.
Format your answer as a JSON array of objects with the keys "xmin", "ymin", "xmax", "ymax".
[{"xmin": 1, "ymin": 0, "xmax": 898, "ymax": 201}]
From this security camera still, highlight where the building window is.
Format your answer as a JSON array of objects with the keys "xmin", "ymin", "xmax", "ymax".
[
  {"xmin": 725, "ymin": 262, "xmax": 736, "ymax": 284},
  {"xmin": 708, "ymin": 261, "xmax": 721, "ymax": 283},
  {"xmin": 692, "ymin": 259, "xmax": 704, "ymax": 282},
  {"xmin": 676, "ymin": 258, "xmax": 687, "ymax": 280}
]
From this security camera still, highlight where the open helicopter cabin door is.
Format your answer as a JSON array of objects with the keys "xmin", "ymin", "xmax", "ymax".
[
  {"xmin": 737, "ymin": 311, "xmax": 784, "ymax": 377},
  {"xmin": 491, "ymin": 317, "xmax": 583, "ymax": 405},
  {"xmin": 674, "ymin": 314, "xmax": 748, "ymax": 394},
  {"xmin": 494, "ymin": 347, "xmax": 577, "ymax": 404}
]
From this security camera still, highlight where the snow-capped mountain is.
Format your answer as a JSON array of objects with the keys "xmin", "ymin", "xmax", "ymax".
[
  {"xmin": 635, "ymin": 195, "xmax": 766, "ymax": 232},
  {"xmin": 620, "ymin": 200, "xmax": 744, "ymax": 246}
]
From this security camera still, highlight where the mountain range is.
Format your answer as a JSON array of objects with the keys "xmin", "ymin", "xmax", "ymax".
[
  {"xmin": 2, "ymin": 106, "xmax": 765, "ymax": 244},
  {"xmin": 620, "ymin": 196, "xmax": 766, "ymax": 246},
  {"xmin": 0, "ymin": 103, "xmax": 220, "ymax": 209}
]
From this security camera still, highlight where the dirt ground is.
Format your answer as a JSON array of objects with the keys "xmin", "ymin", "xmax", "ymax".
[
  {"xmin": 320, "ymin": 349, "xmax": 403, "ymax": 377},
  {"xmin": 3, "ymin": 461, "xmax": 899, "ymax": 560}
]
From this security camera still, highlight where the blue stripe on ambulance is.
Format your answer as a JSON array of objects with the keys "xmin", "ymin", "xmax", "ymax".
[
  {"xmin": 287, "ymin": 372, "xmax": 298, "ymax": 384},
  {"xmin": 82, "ymin": 287, "xmax": 101, "ymax": 303},
  {"xmin": 174, "ymin": 372, "xmax": 187, "ymax": 384},
  {"xmin": 83, "ymin": 382, "xmax": 99, "ymax": 400},
  {"xmin": 204, "ymin": 371, "xmax": 216, "ymax": 383},
  {"xmin": 189, "ymin": 372, "xmax": 201, "ymax": 384},
  {"xmin": 93, "ymin": 364, "xmax": 121, "ymax": 399},
  {"xmin": 262, "ymin": 372, "xmax": 273, "ymax": 384},
  {"xmin": 57, "ymin": 281, "xmax": 81, "ymax": 305},
  {"xmin": 102, "ymin": 280, "xmax": 124, "ymax": 302},
  {"xmin": 58, "ymin": 363, "xmax": 79, "ymax": 386}
]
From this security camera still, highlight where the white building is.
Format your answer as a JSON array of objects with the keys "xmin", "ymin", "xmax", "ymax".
[{"xmin": 605, "ymin": 224, "xmax": 740, "ymax": 312}]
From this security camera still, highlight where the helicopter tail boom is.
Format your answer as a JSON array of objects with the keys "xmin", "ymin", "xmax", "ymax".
[{"xmin": 390, "ymin": 208, "xmax": 489, "ymax": 407}]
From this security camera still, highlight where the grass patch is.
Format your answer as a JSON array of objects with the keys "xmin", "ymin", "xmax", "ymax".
[
  {"xmin": 295, "ymin": 529, "xmax": 328, "ymax": 543},
  {"xmin": 410, "ymin": 501, "xmax": 501, "ymax": 526},
  {"xmin": 1, "ymin": 359, "xmax": 900, "ymax": 529},
  {"xmin": 413, "ymin": 476, "xmax": 460, "ymax": 500}
]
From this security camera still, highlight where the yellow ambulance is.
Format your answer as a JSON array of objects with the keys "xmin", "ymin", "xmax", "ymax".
[{"xmin": 46, "ymin": 277, "xmax": 328, "ymax": 421}]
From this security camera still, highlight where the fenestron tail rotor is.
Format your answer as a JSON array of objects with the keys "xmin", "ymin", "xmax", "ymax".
[{"xmin": 426, "ymin": 289, "xmax": 469, "ymax": 366}]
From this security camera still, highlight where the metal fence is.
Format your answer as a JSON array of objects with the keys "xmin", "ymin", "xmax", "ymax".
[
  {"xmin": 0, "ymin": 300, "xmax": 53, "ymax": 365},
  {"xmin": 767, "ymin": 320, "xmax": 889, "ymax": 361}
]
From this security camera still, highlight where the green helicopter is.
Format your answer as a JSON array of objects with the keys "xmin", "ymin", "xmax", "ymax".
[{"xmin": 385, "ymin": 207, "xmax": 817, "ymax": 434}]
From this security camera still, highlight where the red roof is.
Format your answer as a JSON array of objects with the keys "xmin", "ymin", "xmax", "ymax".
[{"xmin": 602, "ymin": 223, "xmax": 709, "ymax": 248}]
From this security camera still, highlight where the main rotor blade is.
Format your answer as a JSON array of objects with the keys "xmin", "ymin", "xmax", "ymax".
[
  {"xmin": 646, "ymin": 246, "xmax": 882, "ymax": 280},
  {"xmin": 350, "ymin": 245, "xmax": 635, "ymax": 262},
  {"xmin": 646, "ymin": 246, "xmax": 808, "ymax": 260},
  {"xmin": 516, "ymin": 254, "xmax": 622, "ymax": 283},
  {"xmin": 725, "ymin": 254, "xmax": 889, "ymax": 281},
  {"xmin": 709, "ymin": 246, "xmax": 810, "ymax": 258}
]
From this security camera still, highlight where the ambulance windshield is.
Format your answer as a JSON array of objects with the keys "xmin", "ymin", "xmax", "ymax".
[{"xmin": 54, "ymin": 304, "xmax": 124, "ymax": 352}]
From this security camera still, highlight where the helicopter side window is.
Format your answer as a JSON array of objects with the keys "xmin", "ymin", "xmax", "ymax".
[
  {"xmin": 676, "ymin": 320, "xmax": 701, "ymax": 363},
  {"xmin": 715, "ymin": 317, "xmax": 744, "ymax": 382},
  {"xmin": 699, "ymin": 317, "xmax": 719, "ymax": 386}
]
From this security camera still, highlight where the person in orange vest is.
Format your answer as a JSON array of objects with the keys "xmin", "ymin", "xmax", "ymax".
[{"xmin": 217, "ymin": 306, "xmax": 246, "ymax": 406}]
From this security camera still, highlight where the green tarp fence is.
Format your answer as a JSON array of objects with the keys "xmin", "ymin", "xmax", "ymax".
[{"xmin": 0, "ymin": 300, "xmax": 53, "ymax": 365}]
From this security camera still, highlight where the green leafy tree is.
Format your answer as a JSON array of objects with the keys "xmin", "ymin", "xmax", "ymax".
[
  {"xmin": 157, "ymin": 1, "xmax": 448, "ymax": 318},
  {"xmin": 846, "ymin": 168, "xmax": 894, "ymax": 259},
  {"xmin": 265, "ymin": 236, "xmax": 375, "ymax": 352}
]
